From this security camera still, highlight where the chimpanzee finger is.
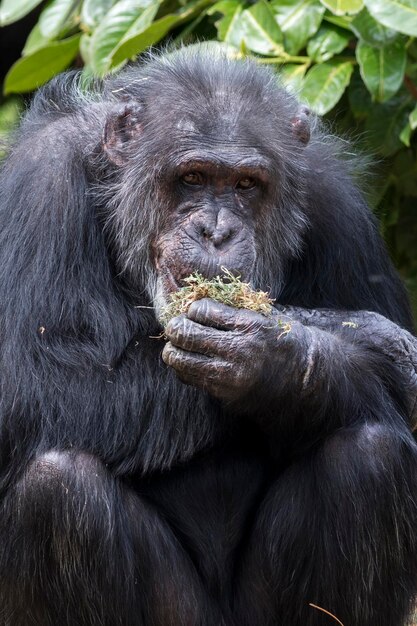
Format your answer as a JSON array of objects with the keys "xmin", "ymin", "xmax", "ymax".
[
  {"xmin": 162, "ymin": 341, "xmax": 230, "ymax": 386},
  {"xmin": 165, "ymin": 314, "xmax": 233, "ymax": 358},
  {"xmin": 187, "ymin": 298, "xmax": 263, "ymax": 332}
]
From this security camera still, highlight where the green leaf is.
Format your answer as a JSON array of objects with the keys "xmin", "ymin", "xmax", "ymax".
[
  {"xmin": 80, "ymin": 32, "xmax": 92, "ymax": 64},
  {"xmin": 81, "ymin": 0, "xmax": 117, "ymax": 29},
  {"xmin": 351, "ymin": 8, "xmax": 399, "ymax": 46},
  {"xmin": 0, "ymin": 0, "xmax": 44, "ymax": 25},
  {"xmin": 409, "ymin": 103, "xmax": 417, "ymax": 129},
  {"xmin": 272, "ymin": 0, "xmax": 325, "ymax": 55},
  {"xmin": 364, "ymin": 0, "xmax": 417, "ymax": 37},
  {"xmin": 210, "ymin": 0, "xmax": 242, "ymax": 40},
  {"xmin": 278, "ymin": 63, "xmax": 309, "ymax": 93},
  {"xmin": 22, "ymin": 22, "xmax": 51, "ymax": 56},
  {"xmin": 110, "ymin": 0, "xmax": 216, "ymax": 67},
  {"xmin": 400, "ymin": 102, "xmax": 417, "ymax": 145},
  {"xmin": 172, "ymin": 6, "xmax": 208, "ymax": 43},
  {"xmin": 0, "ymin": 97, "xmax": 22, "ymax": 132},
  {"xmin": 4, "ymin": 34, "xmax": 81, "ymax": 95},
  {"xmin": 39, "ymin": 0, "xmax": 79, "ymax": 38},
  {"xmin": 212, "ymin": 1, "xmax": 284, "ymax": 54},
  {"xmin": 110, "ymin": 15, "xmax": 184, "ymax": 65},
  {"xmin": 356, "ymin": 40, "xmax": 406, "ymax": 102},
  {"xmin": 348, "ymin": 67, "xmax": 373, "ymax": 117},
  {"xmin": 234, "ymin": 0, "xmax": 284, "ymax": 55},
  {"xmin": 300, "ymin": 60, "xmax": 354, "ymax": 114},
  {"xmin": 209, "ymin": 0, "xmax": 238, "ymax": 11},
  {"xmin": 319, "ymin": 0, "xmax": 363, "ymax": 15},
  {"xmin": 90, "ymin": 0, "xmax": 159, "ymax": 76},
  {"xmin": 323, "ymin": 14, "xmax": 353, "ymax": 29},
  {"xmin": 121, "ymin": 1, "xmax": 160, "ymax": 39},
  {"xmin": 0, "ymin": 97, "xmax": 23, "ymax": 156},
  {"xmin": 365, "ymin": 93, "xmax": 412, "ymax": 155},
  {"xmin": 400, "ymin": 121, "xmax": 412, "ymax": 145},
  {"xmin": 307, "ymin": 24, "xmax": 350, "ymax": 62}
]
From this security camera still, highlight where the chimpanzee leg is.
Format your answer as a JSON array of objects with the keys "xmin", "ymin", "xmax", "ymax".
[
  {"xmin": 235, "ymin": 423, "xmax": 417, "ymax": 626},
  {"xmin": 0, "ymin": 450, "xmax": 217, "ymax": 626}
]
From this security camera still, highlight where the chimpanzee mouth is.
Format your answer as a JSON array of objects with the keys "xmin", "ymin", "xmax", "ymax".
[
  {"xmin": 158, "ymin": 258, "xmax": 255, "ymax": 298},
  {"xmin": 183, "ymin": 265, "xmax": 252, "ymax": 284}
]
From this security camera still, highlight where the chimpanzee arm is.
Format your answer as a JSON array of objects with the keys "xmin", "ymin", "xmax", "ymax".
[
  {"xmin": 163, "ymin": 299, "xmax": 417, "ymax": 439},
  {"xmin": 281, "ymin": 305, "xmax": 417, "ymax": 428}
]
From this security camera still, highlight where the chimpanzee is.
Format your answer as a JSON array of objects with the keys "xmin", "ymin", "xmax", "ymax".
[{"xmin": 0, "ymin": 45, "xmax": 416, "ymax": 626}]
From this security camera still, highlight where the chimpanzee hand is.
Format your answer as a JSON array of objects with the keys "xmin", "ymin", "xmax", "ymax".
[
  {"xmin": 162, "ymin": 298, "xmax": 306, "ymax": 404},
  {"xmin": 163, "ymin": 298, "xmax": 417, "ymax": 430}
]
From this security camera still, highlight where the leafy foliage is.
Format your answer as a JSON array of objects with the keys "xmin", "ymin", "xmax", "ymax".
[{"xmin": 0, "ymin": 0, "xmax": 417, "ymax": 319}]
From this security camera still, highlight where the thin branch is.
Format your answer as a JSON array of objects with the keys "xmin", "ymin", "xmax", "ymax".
[{"xmin": 309, "ymin": 603, "xmax": 345, "ymax": 626}]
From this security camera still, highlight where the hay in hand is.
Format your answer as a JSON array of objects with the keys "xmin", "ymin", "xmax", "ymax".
[{"xmin": 161, "ymin": 268, "xmax": 274, "ymax": 326}]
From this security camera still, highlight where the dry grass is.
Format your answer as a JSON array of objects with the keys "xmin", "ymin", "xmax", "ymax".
[{"xmin": 160, "ymin": 268, "xmax": 274, "ymax": 326}]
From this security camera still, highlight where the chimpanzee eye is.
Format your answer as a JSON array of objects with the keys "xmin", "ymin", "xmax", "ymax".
[
  {"xmin": 236, "ymin": 177, "xmax": 256, "ymax": 190},
  {"xmin": 181, "ymin": 172, "xmax": 203, "ymax": 186}
]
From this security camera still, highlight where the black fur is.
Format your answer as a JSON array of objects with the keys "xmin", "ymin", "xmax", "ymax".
[{"xmin": 0, "ymin": 47, "xmax": 416, "ymax": 626}]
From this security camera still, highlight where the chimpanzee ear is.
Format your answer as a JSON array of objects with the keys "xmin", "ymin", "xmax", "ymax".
[
  {"xmin": 291, "ymin": 105, "xmax": 311, "ymax": 145},
  {"xmin": 103, "ymin": 103, "xmax": 142, "ymax": 165}
]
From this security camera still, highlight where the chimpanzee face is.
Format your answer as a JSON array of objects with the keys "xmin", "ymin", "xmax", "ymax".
[
  {"xmin": 102, "ymin": 58, "xmax": 310, "ymax": 317},
  {"xmin": 153, "ymin": 142, "xmax": 272, "ymax": 299}
]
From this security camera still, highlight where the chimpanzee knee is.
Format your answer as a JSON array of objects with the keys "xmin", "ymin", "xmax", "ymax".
[
  {"xmin": 0, "ymin": 450, "xmax": 218, "ymax": 626},
  {"xmin": 320, "ymin": 422, "xmax": 408, "ymax": 479},
  {"xmin": 9, "ymin": 449, "xmax": 117, "ymax": 541},
  {"xmin": 235, "ymin": 422, "xmax": 417, "ymax": 626},
  {"xmin": 20, "ymin": 449, "xmax": 109, "ymax": 501},
  {"xmin": 0, "ymin": 450, "xmax": 141, "ymax": 626}
]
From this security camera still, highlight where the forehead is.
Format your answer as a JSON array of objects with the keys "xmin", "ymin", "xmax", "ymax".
[
  {"xmin": 167, "ymin": 120, "xmax": 270, "ymax": 171},
  {"xmin": 174, "ymin": 108, "xmax": 251, "ymax": 138},
  {"xmin": 174, "ymin": 152, "xmax": 270, "ymax": 176},
  {"xmin": 168, "ymin": 100, "xmax": 268, "ymax": 150},
  {"xmin": 152, "ymin": 100, "xmax": 274, "ymax": 175},
  {"xmin": 143, "ymin": 73, "xmax": 272, "ymax": 132},
  {"xmin": 132, "ymin": 63, "xmax": 285, "ymax": 166}
]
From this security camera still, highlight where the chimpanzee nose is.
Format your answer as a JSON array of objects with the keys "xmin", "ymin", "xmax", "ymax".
[{"xmin": 201, "ymin": 225, "xmax": 233, "ymax": 247}]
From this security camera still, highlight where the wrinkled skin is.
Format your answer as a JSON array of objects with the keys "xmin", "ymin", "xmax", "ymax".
[
  {"xmin": 163, "ymin": 300, "xmax": 285, "ymax": 403},
  {"xmin": 164, "ymin": 300, "xmax": 417, "ymax": 428}
]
